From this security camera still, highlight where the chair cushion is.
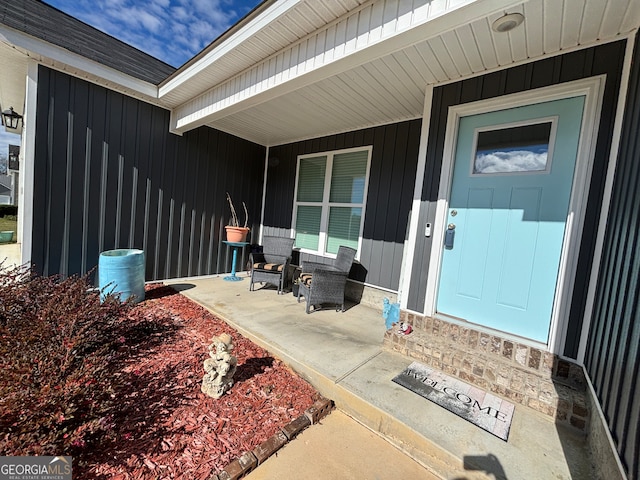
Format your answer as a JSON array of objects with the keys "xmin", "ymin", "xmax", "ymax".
[
  {"xmin": 300, "ymin": 273, "xmax": 313, "ymax": 287},
  {"xmin": 253, "ymin": 262, "xmax": 285, "ymax": 272}
]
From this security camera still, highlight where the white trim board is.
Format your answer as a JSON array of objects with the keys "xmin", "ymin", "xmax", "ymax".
[
  {"xmin": 423, "ymin": 76, "xmax": 606, "ymax": 354},
  {"xmin": 19, "ymin": 61, "xmax": 39, "ymax": 267}
]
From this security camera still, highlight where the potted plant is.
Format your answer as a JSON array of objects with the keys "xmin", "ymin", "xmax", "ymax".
[
  {"xmin": 0, "ymin": 231, "xmax": 13, "ymax": 243},
  {"xmin": 225, "ymin": 192, "xmax": 250, "ymax": 242}
]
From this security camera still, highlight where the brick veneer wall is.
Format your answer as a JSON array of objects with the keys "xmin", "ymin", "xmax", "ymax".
[{"xmin": 383, "ymin": 312, "xmax": 590, "ymax": 432}]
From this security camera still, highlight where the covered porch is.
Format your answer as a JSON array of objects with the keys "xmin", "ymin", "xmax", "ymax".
[
  {"xmin": 165, "ymin": 274, "xmax": 593, "ymax": 479},
  {"xmin": 0, "ymin": 0, "xmax": 637, "ymax": 476}
]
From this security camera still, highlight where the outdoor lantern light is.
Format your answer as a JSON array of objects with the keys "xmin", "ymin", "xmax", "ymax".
[
  {"xmin": 491, "ymin": 13, "xmax": 525, "ymax": 33},
  {"xmin": 1, "ymin": 107, "xmax": 23, "ymax": 129},
  {"xmin": 8, "ymin": 149, "xmax": 19, "ymax": 171}
]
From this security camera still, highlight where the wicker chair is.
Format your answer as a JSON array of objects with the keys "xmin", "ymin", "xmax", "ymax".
[
  {"xmin": 297, "ymin": 246, "xmax": 356, "ymax": 313},
  {"xmin": 249, "ymin": 236, "xmax": 295, "ymax": 294}
]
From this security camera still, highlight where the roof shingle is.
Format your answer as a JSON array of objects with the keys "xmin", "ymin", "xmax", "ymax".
[{"xmin": 0, "ymin": 0, "xmax": 176, "ymax": 85}]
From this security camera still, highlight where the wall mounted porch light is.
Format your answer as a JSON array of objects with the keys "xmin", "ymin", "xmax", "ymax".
[
  {"xmin": 1, "ymin": 107, "xmax": 23, "ymax": 129},
  {"xmin": 491, "ymin": 13, "xmax": 525, "ymax": 33}
]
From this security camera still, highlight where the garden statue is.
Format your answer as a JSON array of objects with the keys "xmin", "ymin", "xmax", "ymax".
[{"xmin": 201, "ymin": 333, "xmax": 238, "ymax": 399}]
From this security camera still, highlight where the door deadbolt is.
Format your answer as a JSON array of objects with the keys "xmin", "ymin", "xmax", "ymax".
[{"xmin": 445, "ymin": 225, "xmax": 455, "ymax": 249}]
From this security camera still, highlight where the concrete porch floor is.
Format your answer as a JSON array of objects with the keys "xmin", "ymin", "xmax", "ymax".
[
  {"xmin": 167, "ymin": 275, "xmax": 591, "ymax": 479},
  {"xmin": 0, "ymin": 242, "xmax": 21, "ymax": 268}
]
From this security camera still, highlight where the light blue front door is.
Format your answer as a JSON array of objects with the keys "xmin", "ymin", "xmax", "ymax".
[{"xmin": 437, "ymin": 96, "xmax": 585, "ymax": 343}]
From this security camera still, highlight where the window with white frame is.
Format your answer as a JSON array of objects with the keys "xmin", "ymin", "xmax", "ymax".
[{"xmin": 293, "ymin": 147, "xmax": 371, "ymax": 256}]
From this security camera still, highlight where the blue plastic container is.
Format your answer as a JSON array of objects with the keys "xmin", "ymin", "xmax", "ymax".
[{"xmin": 98, "ymin": 249, "xmax": 145, "ymax": 303}]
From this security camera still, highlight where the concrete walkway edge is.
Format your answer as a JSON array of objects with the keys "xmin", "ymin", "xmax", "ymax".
[
  {"xmin": 170, "ymin": 277, "xmax": 591, "ymax": 480},
  {"xmin": 193, "ymin": 296, "xmax": 475, "ymax": 479}
]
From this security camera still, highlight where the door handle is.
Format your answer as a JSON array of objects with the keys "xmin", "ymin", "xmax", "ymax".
[{"xmin": 444, "ymin": 223, "xmax": 456, "ymax": 249}]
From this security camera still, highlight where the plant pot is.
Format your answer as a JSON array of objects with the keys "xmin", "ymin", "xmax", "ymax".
[
  {"xmin": 98, "ymin": 249, "xmax": 145, "ymax": 304},
  {"xmin": 225, "ymin": 226, "xmax": 250, "ymax": 243},
  {"xmin": 0, "ymin": 231, "xmax": 14, "ymax": 243}
]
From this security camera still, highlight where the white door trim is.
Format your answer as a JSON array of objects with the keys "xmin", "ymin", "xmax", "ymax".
[{"xmin": 424, "ymin": 75, "xmax": 606, "ymax": 353}]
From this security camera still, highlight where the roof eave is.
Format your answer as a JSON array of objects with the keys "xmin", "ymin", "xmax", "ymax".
[
  {"xmin": 0, "ymin": 24, "xmax": 162, "ymax": 103},
  {"xmin": 158, "ymin": 0, "xmax": 297, "ymax": 98}
]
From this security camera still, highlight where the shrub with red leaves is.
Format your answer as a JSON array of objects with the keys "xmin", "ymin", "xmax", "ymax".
[
  {"xmin": 0, "ymin": 264, "xmax": 132, "ymax": 456},
  {"xmin": 0, "ymin": 268, "xmax": 320, "ymax": 479}
]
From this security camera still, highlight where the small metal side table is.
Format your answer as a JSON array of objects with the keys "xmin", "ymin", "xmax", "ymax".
[{"xmin": 222, "ymin": 241, "xmax": 249, "ymax": 281}]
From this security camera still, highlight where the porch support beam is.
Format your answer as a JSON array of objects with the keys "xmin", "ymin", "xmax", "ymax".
[{"xmin": 399, "ymin": 84, "xmax": 434, "ymax": 310}]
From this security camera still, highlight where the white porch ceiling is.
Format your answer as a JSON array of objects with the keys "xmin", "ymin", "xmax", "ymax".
[
  {"xmin": 1, "ymin": 0, "xmax": 639, "ymax": 146},
  {"xmin": 164, "ymin": 0, "xmax": 640, "ymax": 147}
]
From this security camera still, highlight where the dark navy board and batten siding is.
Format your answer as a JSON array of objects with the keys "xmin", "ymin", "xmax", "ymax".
[
  {"xmin": 586, "ymin": 32, "xmax": 640, "ymax": 480},
  {"xmin": 31, "ymin": 66, "xmax": 265, "ymax": 280},
  {"xmin": 409, "ymin": 41, "xmax": 627, "ymax": 360},
  {"xmin": 265, "ymin": 120, "xmax": 422, "ymax": 291}
]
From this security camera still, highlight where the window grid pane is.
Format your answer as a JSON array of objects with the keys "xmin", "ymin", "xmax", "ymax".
[
  {"xmin": 329, "ymin": 151, "xmax": 368, "ymax": 203},
  {"xmin": 326, "ymin": 206, "xmax": 361, "ymax": 254},
  {"xmin": 297, "ymin": 156, "xmax": 327, "ymax": 202},
  {"xmin": 295, "ymin": 205, "xmax": 322, "ymax": 250}
]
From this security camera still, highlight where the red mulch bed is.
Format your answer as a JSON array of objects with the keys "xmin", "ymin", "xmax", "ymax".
[{"xmin": 79, "ymin": 283, "xmax": 319, "ymax": 479}]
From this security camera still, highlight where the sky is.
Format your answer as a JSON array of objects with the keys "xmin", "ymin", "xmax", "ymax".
[
  {"xmin": 1, "ymin": 0, "xmax": 263, "ymax": 173},
  {"xmin": 474, "ymin": 147, "xmax": 549, "ymax": 174},
  {"xmin": 45, "ymin": 0, "xmax": 264, "ymax": 68}
]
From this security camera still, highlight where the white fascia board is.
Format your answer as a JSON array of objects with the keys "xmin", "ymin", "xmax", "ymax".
[
  {"xmin": 169, "ymin": 0, "xmax": 523, "ymax": 134},
  {"xmin": 158, "ymin": 0, "xmax": 302, "ymax": 97},
  {"xmin": 0, "ymin": 25, "xmax": 159, "ymax": 100}
]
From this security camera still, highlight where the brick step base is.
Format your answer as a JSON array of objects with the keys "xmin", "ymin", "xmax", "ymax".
[{"xmin": 383, "ymin": 318, "xmax": 590, "ymax": 432}]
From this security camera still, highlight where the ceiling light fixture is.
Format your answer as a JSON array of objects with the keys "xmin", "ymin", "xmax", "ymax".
[{"xmin": 491, "ymin": 13, "xmax": 525, "ymax": 33}]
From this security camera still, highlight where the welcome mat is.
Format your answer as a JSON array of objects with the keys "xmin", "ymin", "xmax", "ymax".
[{"xmin": 392, "ymin": 362, "xmax": 514, "ymax": 441}]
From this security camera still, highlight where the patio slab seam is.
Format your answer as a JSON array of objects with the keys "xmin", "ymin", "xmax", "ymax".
[{"xmin": 333, "ymin": 350, "xmax": 383, "ymax": 384}]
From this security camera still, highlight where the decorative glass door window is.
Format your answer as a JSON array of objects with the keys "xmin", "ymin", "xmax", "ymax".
[
  {"xmin": 293, "ymin": 147, "xmax": 371, "ymax": 256},
  {"xmin": 471, "ymin": 119, "xmax": 556, "ymax": 175}
]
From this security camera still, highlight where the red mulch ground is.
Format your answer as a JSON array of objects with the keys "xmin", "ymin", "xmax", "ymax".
[{"xmin": 79, "ymin": 283, "xmax": 319, "ymax": 479}]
